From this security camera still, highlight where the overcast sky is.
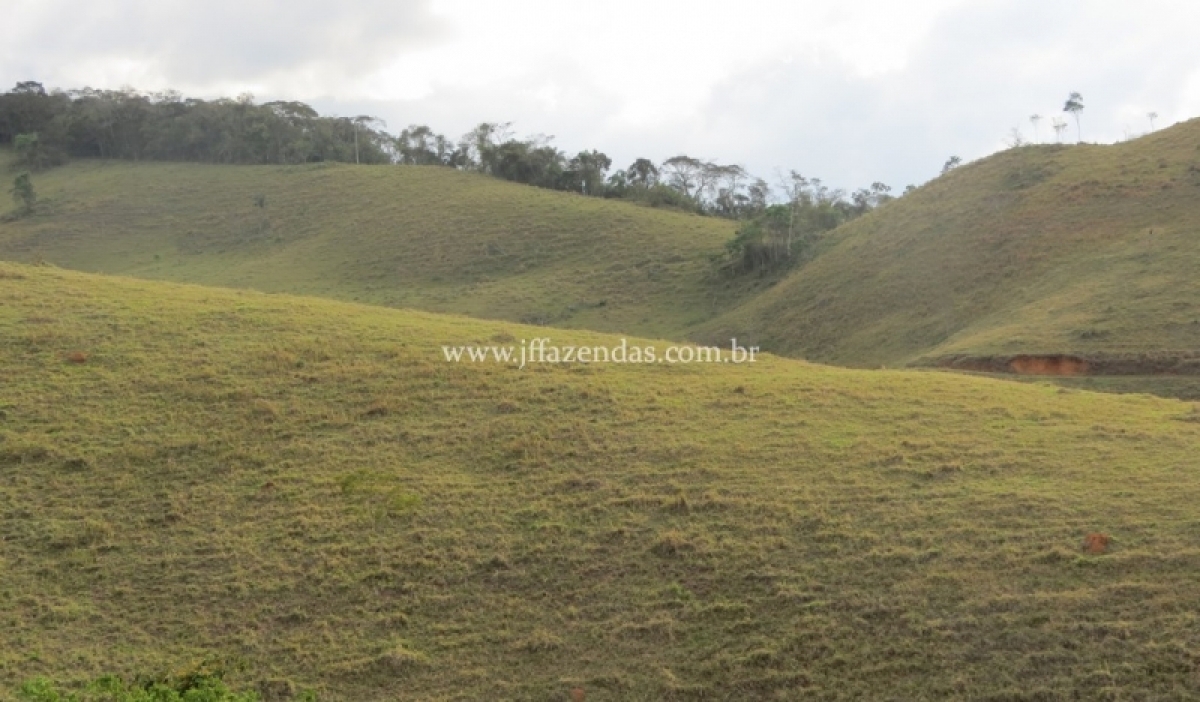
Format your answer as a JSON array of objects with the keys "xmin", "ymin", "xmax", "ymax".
[{"xmin": 3, "ymin": 0, "xmax": 1198, "ymax": 189}]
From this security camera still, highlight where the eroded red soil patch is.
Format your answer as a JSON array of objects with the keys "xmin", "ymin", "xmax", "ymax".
[
  {"xmin": 1082, "ymin": 533, "xmax": 1111, "ymax": 554},
  {"xmin": 933, "ymin": 354, "xmax": 1091, "ymax": 376},
  {"xmin": 1008, "ymin": 355, "xmax": 1090, "ymax": 376}
]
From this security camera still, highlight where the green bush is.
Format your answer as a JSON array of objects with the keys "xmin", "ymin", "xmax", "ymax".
[
  {"xmin": 10, "ymin": 171, "xmax": 36, "ymax": 215},
  {"xmin": 17, "ymin": 671, "xmax": 267, "ymax": 702}
]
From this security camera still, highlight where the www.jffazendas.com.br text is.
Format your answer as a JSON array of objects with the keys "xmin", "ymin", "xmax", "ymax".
[{"xmin": 441, "ymin": 338, "xmax": 760, "ymax": 369}]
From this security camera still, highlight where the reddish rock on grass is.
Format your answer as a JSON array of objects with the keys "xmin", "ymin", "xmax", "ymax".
[
  {"xmin": 570, "ymin": 688, "xmax": 585, "ymax": 702},
  {"xmin": 65, "ymin": 351, "xmax": 89, "ymax": 364},
  {"xmin": 1082, "ymin": 533, "xmax": 1111, "ymax": 554}
]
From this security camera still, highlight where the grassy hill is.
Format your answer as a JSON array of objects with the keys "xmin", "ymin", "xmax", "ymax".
[
  {"xmin": 5, "ymin": 261, "xmax": 1200, "ymax": 699},
  {"xmin": 699, "ymin": 119, "xmax": 1200, "ymax": 372},
  {"xmin": 8, "ymin": 120, "xmax": 1200, "ymax": 388},
  {"xmin": 0, "ymin": 151, "xmax": 752, "ymax": 340}
]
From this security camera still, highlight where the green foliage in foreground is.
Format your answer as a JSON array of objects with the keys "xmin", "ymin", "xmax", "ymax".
[
  {"xmin": 17, "ymin": 672, "xmax": 263, "ymax": 702},
  {"xmin": 4, "ymin": 262, "xmax": 1200, "ymax": 699}
]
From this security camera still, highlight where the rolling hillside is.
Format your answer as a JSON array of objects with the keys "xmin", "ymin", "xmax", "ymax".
[
  {"xmin": 5, "ymin": 262, "xmax": 1200, "ymax": 699},
  {"xmin": 0, "ymin": 152, "xmax": 750, "ymax": 340},
  {"xmin": 699, "ymin": 119, "xmax": 1200, "ymax": 371},
  {"xmin": 5, "ymin": 120, "xmax": 1200, "ymax": 385}
]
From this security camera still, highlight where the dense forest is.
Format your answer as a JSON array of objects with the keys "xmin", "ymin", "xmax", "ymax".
[{"xmin": 1, "ymin": 81, "xmax": 897, "ymax": 272}]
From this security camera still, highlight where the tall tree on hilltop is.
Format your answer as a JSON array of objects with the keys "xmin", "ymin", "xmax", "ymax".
[
  {"xmin": 711, "ymin": 164, "xmax": 748, "ymax": 217},
  {"xmin": 1051, "ymin": 117, "xmax": 1068, "ymax": 143},
  {"xmin": 660, "ymin": 155, "xmax": 706, "ymax": 201},
  {"xmin": 626, "ymin": 158, "xmax": 659, "ymax": 188},
  {"xmin": 396, "ymin": 124, "xmax": 454, "ymax": 165},
  {"xmin": 1063, "ymin": 92, "xmax": 1084, "ymax": 143},
  {"xmin": 459, "ymin": 122, "xmax": 512, "ymax": 173},
  {"xmin": 351, "ymin": 115, "xmax": 387, "ymax": 165},
  {"xmin": 565, "ymin": 150, "xmax": 612, "ymax": 195}
]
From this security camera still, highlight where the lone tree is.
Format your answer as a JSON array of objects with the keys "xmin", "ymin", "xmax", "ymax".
[
  {"xmin": 941, "ymin": 155, "xmax": 961, "ymax": 174},
  {"xmin": 1029, "ymin": 114, "xmax": 1042, "ymax": 143},
  {"xmin": 1051, "ymin": 117, "xmax": 1068, "ymax": 142},
  {"xmin": 1063, "ymin": 92, "xmax": 1084, "ymax": 143},
  {"xmin": 10, "ymin": 172, "xmax": 36, "ymax": 215},
  {"xmin": 1148, "ymin": 111, "xmax": 1158, "ymax": 131}
]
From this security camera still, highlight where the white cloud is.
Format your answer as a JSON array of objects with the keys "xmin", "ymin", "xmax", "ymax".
[
  {"xmin": 2, "ymin": 0, "xmax": 1198, "ymax": 190},
  {"xmin": 0, "ymin": 0, "xmax": 448, "ymax": 96}
]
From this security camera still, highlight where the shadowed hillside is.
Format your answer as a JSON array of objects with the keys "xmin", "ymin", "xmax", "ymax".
[
  {"xmin": 0, "ymin": 154, "xmax": 759, "ymax": 340},
  {"xmin": 4, "ymin": 262, "xmax": 1200, "ymax": 699},
  {"xmin": 698, "ymin": 119, "xmax": 1200, "ymax": 373}
]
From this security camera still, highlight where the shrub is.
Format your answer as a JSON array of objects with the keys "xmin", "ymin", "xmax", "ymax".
[
  {"xmin": 10, "ymin": 171, "xmax": 36, "ymax": 215},
  {"xmin": 17, "ymin": 670, "xmax": 267, "ymax": 702}
]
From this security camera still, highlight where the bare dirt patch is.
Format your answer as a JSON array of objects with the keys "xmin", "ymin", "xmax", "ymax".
[
  {"xmin": 1008, "ymin": 355, "xmax": 1089, "ymax": 376},
  {"xmin": 930, "ymin": 353, "xmax": 1200, "ymax": 377}
]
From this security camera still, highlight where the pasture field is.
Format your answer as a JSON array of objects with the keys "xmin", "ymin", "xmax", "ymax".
[
  {"xmin": 0, "ymin": 150, "xmax": 751, "ymax": 341},
  {"xmin": 3, "ymin": 262, "xmax": 1200, "ymax": 700},
  {"xmin": 7, "ymin": 120, "xmax": 1200, "ymax": 396},
  {"xmin": 699, "ymin": 119, "xmax": 1200, "ymax": 371}
]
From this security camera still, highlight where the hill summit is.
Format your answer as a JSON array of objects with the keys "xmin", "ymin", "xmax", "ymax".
[{"xmin": 699, "ymin": 118, "xmax": 1200, "ymax": 372}]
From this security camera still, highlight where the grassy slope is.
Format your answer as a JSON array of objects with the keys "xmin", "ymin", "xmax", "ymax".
[
  {"xmin": 4, "ymin": 262, "xmax": 1200, "ymax": 700},
  {"xmin": 699, "ymin": 119, "xmax": 1200, "ymax": 368},
  {"xmin": 8, "ymin": 118, "xmax": 1200, "ymax": 376},
  {"xmin": 9, "ymin": 118, "xmax": 1200, "ymax": 376},
  {"xmin": 0, "ymin": 152, "xmax": 753, "ymax": 340}
]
